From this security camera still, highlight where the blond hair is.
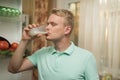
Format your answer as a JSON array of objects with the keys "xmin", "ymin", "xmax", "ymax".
[{"xmin": 50, "ymin": 8, "xmax": 74, "ymax": 30}]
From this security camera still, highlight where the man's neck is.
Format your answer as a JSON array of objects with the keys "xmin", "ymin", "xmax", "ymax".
[{"xmin": 53, "ymin": 39, "xmax": 71, "ymax": 52}]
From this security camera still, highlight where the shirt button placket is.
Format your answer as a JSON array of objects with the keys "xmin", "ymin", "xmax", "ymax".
[{"xmin": 54, "ymin": 52, "xmax": 61, "ymax": 72}]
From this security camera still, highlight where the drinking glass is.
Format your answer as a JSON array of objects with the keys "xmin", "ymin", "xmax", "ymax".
[{"xmin": 29, "ymin": 25, "xmax": 47, "ymax": 37}]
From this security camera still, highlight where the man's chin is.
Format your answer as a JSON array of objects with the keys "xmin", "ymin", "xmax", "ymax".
[{"xmin": 46, "ymin": 38, "xmax": 52, "ymax": 41}]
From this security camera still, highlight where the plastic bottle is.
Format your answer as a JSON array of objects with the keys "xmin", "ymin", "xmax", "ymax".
[
  {"xmin": 11, "ymin": 9, "xmax": 16, "ymax": 17},
  {"xmin": 1, "ymin": 7, "xmax": 7, "ymax": 16},
  {"xmin": 0, "ymin": 6, "xmax": 2, "ymax": 15},
  {"xmin": 15, "ymin": 9, "xmax": 20, "ymax": 16},
  {"xmin": 0, "ymin": 6, "xmax": 21, "ymax": 17},
  {"xmin": 7, "ymin": 8, "xmax": 12, "ymax": 16}
]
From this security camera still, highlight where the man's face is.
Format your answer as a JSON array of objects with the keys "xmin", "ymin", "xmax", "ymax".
[{"xmin": 45, "ymin": 14, "xmax": 69, "ymax": 41}]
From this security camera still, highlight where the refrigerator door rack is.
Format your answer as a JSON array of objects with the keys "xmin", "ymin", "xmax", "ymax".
[{"xmin": 0, "ymin": 6, "xmax": 21, "ymax": 17}]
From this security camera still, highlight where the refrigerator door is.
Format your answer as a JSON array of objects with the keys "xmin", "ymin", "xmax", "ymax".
[
  {"xmin": 0, "ymin": 0, "xmax": 22, "ymax": 43},
  {"xmin": 0, "ymin": 0, "xmax": 32, "ymax": 80}
]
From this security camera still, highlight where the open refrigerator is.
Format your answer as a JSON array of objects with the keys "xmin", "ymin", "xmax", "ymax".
[
  {"xmin": 0, "ymin": 0, "xmax": 22, "ymax": 43},
  {"xmin": 0, "ymin": 0, "xmax": 32, "ymax": 80}
]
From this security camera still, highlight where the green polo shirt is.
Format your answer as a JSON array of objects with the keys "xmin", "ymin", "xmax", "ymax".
[{"xmin": 27, "ymin": 42, "xmax": 99, "ymax": 80}]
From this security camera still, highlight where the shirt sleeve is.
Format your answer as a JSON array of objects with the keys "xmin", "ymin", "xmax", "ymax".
[
  {"xmin": 27, "ymin": 47, "xmax": 47, "ymax": 66},
  {"xmin": 84, "ymin": 53, "xmax": 100, "ymax": 80},
  {"xmin": 27, "ymin": 51, "xmax": 39, "ymax": 66}
]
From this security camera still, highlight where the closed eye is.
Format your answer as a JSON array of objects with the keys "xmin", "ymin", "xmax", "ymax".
[{"xmin": 47, "ymin": 22, "xmax": 57, "ymax": 27}]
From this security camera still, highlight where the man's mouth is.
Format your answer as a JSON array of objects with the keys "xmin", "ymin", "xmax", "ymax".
[{"xmin": 45, "ymin": 33, "xmax": 49, "ymax": 36}]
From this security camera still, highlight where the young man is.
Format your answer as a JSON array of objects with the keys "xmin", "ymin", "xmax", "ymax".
[{"xmin": 8, "ymin": 8, "xmax": 99, "ymax": 80}]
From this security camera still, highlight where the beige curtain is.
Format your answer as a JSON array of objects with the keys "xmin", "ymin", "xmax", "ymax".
[{"xmin": 79, "ymin": 0, "xmax": 120, "ymax": 76}]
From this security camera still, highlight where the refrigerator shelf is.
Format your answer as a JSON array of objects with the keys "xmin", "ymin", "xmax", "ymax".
[{"xmin": 0, "ymin": 15, "xmax": 22, "ymax": 23}]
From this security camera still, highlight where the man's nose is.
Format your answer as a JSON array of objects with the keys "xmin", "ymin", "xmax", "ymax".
[{"xmin": 46, "ymin": 24, "xmax": 50, "ymax": 30}]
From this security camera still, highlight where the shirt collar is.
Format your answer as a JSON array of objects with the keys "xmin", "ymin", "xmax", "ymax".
[
  {"xmin": 51, "ymin": 42, "xmax": 76, "ymax": 56},
  {"xmin": 64, "ymin": 42, "xmax": 75, "ymax": 55},
  {"xmin": 51, "ymin": 47, "xmax": 57, "ymax": 54}
]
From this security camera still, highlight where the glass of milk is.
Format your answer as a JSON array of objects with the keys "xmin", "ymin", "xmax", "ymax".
[{"xmin": 29, "ymin": 24, "xmax": 47, "ymax": 37}]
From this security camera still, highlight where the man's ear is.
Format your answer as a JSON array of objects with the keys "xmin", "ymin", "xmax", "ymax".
[{"xmin": 64, "ymin": 26, "xmax": 72, "ymax": 35}]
